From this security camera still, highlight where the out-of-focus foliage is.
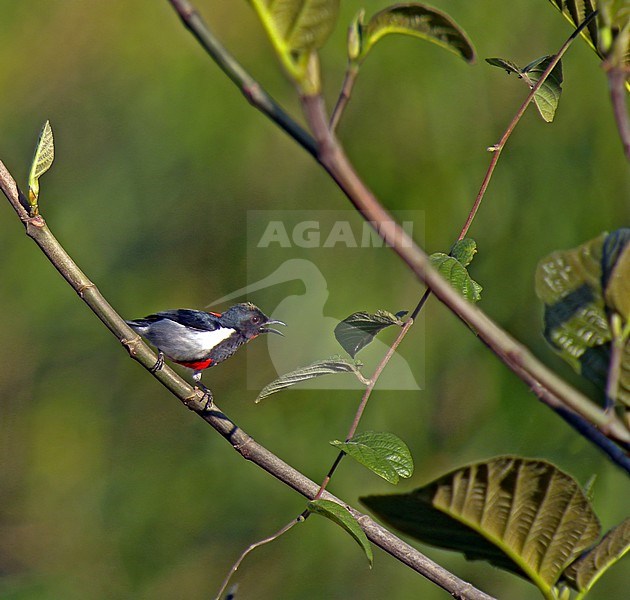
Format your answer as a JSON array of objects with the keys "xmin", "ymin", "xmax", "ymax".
[
  {"xmin": 535, "ymin": 229, "xmax": 630, "ymax": 408},
  {"xmin": 0, "ymin": 2, "xmax": 628, "ymax": 600}
]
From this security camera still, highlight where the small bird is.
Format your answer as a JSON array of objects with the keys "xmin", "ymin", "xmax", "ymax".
[{"xmin": 126, "ymin": 302, "xmax": 285, "ymax": 387}]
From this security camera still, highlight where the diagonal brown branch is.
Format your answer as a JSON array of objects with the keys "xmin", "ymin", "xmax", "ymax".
[{"xmin": 0, "ymin": 158, "xmax": 495, "ymax": 600}]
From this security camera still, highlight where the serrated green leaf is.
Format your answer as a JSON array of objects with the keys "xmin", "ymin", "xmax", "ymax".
[
  {"xmin": 521, "ymin": 55, "xmax": 563, "ymax": 122},
  {"xmin": 334, "ymin": 309, "xmax": 406, "ymax": 358},
  {"xmin": 27, "ymin": 120, "xmax": 54, "ymax": 210},
  {"xmin": 562, "ymin": 518, "xmax": 630, "ymax": 593},
  {"xmin": 249, "ymin": 0, "xmax": 340, "ymax": 86},
  {"xmin": 450, "ymin": 238, "xmax": 477, "ymax": 267},
  {"xmin": 256, "ymin": 357, "xmax": 363, "ymax": 402},
  {"xmin": 330, "ymin": 431, "xmax": 413, "ymax": 484},
  {"xmin": 361, "ymin": 457, "xmax": 601, "ymax": 595},
  {"xmin": 355, "ymin": 4, "xmax": 475, "ymax": 64},
  {"xmin": 307, "ymin": 499, "xmax": 373, "ymax": 566},
  {"xmin": 429, "ymin": 253, "xmax": 482, "ymax": 302},
  {"xmin": 535, "ymin": 229, "xmax": 630, "ymax": 407},
  {"xmin": 485, "ymin": 56, "xmax": 521, "ymax": 74}
]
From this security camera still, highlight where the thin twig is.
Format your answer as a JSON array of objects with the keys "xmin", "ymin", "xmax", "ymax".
[
  {"xmin": 459, "ymin": 10, "xmax": 599, "ymax": 240},
  {"xmin": 312, "ymin": 318, "xmax": 415, "ymax": 500},
  {"xmin": 330, "ymin": 63, "xmax": 359, "ymax": 131},
  {"xmin": 215, "ymin": 518, "xmax": 301, "ymax": 600}
]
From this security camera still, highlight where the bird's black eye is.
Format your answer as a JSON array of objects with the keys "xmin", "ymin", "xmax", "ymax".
[{"xmin": 251, "ymin": 315, "xmax": 261, "ymax": 324}]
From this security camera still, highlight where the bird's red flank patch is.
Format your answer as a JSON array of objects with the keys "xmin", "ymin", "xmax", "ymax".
[
  {"xmin": 208, "ymin": 311, "xmax": 222, "ymax": 317},
  {"xmin": 178, "ymin": 358, "xmax": 214, "ymax": 370}
]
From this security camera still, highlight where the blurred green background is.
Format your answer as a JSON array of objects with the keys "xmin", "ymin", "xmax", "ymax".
[{"xmin": 0, "ymin": 2, "xmax": 628, "ymax": 599}]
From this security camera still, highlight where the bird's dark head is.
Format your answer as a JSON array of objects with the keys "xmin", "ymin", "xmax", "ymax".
[{"xmin": 220, "ymin": 302, "xmax": 286, "ymax": 339}]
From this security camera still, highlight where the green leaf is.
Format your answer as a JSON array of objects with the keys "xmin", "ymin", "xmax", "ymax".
[
  {"xmin": 487, "ymin": 56, "xmax": 563, "ymax": 122},
  {"xmin": 256, "ymin": 357, "xmax": 363, "ymax": 402},
  {"xmin": 361, "ymin": 457, "xmax": 601, "ymax": 596},
  {"xmin": 307, "ymin": 499, "xmax": 373, "ymax": 566},
  {"xmin": 429, "ymin": 252, "xmax": 482, "ymax": 302},
  {"xmin": 450, "ymin": 238, "xmax": 477, "ymax": 267},
  {"xmin": 249, "ymin": 0, "xmax": 340, "ymax": 86},
  {"xmin": 334, "ymin": 310, "xmax": 406, "ymax": 358},
  {"xmin": 485, "ymin": 56, "xmax": 521, "ymax": 75},
  {"xmin": 353, "ymin": 4, "xmax": 475, "ymax": 64},
  {"xmin": 27, "ymin": 120, "xmax": 55, "ymax": 211},
  {"xmin": 562, "ymin": 518, "xmax": 630, "ymax": 593},
  {"xmin": 535, "ymin": 229, "xmax": 630, "ymax": 407},
  {"xmin": 330, "ymin": 431, "xmax": 413, "ymax": 484},
  {"xmin": 521, "ymin": 55, "xmax": 563, "ymax": 122}
]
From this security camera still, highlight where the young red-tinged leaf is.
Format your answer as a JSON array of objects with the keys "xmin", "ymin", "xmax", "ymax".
[
  {"xmin": 307, "ymin": 499, "xmax": 373, "ymax": 566},
  {"xmin": 330, "ymin": 431, "xmax": 413, "ymax": 484},
  {"xmin": 334, "ymin": 309, "xmax": 406, "ymax": 358},
  {"xmin": 362, "ymin": 457, "xmax": 601, "ymax": 597},
  {"xmin": 256, "ymin": 357, "xmax": 364, "ymax": 402},
  {"xmin": 354, "ymin": 3, "xmax": 475, "ymax": 64}
]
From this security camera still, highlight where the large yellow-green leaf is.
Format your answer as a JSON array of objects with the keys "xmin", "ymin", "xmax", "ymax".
[
  {"xmin": 350, "ymin": 3, "xmax": 475, "ymax": 64},
  {"xmin": 361, "ymin": 457, "xmax": 601, "ymax": 596},
  {"xmin": 249, "ymin": 0, "xmax": 339, "ymax": 85},
  {"xmin": 535, "ymin": 229, "xmax": 630, "ymax": 407},
  {"xmin": 562, "ymin": 518, "xmax": 630, "ymax": 594}
]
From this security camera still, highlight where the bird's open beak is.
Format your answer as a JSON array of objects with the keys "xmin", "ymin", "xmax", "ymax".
[{"xmin": 260, "ymin": 319, "xmax": 286, "ymax": 336}]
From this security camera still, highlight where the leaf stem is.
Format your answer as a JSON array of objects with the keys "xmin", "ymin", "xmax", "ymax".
[
  {"xmin": 215, "ymin": 517, "xmax": 301, "ymax": 600},
  {"xmin": 330, "ymin": 62, "xmax": 359, "ymax": 131},
  {"xmin": 459, "ymin": 10, "xmax": 599, "ymax": 240}
]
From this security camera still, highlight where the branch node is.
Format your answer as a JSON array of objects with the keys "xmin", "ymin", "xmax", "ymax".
[
  {"xmin": 183, "ymin": 386, "xmax": 214, "ymax": 413},
  {"xmin": 233, "ymin": 434, "xmax": 256, "ymax": 458},
  {"xmin": 76, "ymin": 281, "xmax": 96, "ymax": 297},
  {"xmin": 22, "ymin": 214, "xmax": 45, "ymax": 227},
  {"xmin": 121, "ymin": 334, "xmax": 144, "ymax": 357}
]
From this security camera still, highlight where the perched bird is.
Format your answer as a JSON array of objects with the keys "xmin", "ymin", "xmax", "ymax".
[{"xmin": 127, "ymin": 302, "xmax": 285, "ymax": 387}]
